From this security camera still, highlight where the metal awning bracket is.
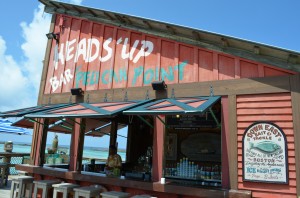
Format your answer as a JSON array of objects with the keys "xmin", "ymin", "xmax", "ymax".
[
  {"xmin": 209, "ymin": 107, "xmax": 220, "ymax": 128},
  {"xmin": 137, "ymin": 115, "xmax": 154, "ymax": 129},
  {"xmin": 155, "ymin": 115, "xmax": 168, "ymax": 128},
  {"xmin": 26, "ymin": 118, "xmax": 49, "ymax": 128},
  {"xmin": 68, "ymin": 118, "xmax": 86, "ymax": 130}
]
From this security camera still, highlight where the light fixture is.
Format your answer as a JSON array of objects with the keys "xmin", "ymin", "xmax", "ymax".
[
  {"xmin": 46, "ymin": 32, "xmax": 59, "ymax": 42},
  {"xmin": 71, "ymin": 88, "xmax": 84, "ymax": 96},
  {"xmin": 151, "ymin": 80, "xmax": 167, "ymax": 91}
]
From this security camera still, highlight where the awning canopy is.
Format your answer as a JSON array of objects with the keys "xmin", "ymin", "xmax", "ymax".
[
  {"xmin": 0, "ymin": 118, "xmax": 31, "ymax": 135},
  {"xmin": 0, "ymin": 104, "xmax": 70, "ymax": 118},
  {"xmin": 25, "ymin": 100, "xmax": 151, "ymax": 119},
  {"xmin": 123, "ymin": 96, "xmax": 221, "ymax": 115}
]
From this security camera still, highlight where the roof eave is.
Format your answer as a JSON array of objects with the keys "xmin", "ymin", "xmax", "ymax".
[{"xmin": 39, "ymin": 0, "xmax": 300, "ymax": 73}]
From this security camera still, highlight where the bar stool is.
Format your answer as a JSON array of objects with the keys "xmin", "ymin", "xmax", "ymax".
[
  {"xmin": 10, "ymin": 176, "xmax": 34, "ymax": 198},
  {"xmin": 52, "ymin": 183, "xmax": 80, "ymax": 198},
  {"xmin": 101, "ymin": 191, "xmax": 130, "ymax": 198},
  {"xmin": 33, "ymin": 180, "xmax": 61, "ymax": 198},
  {"xmin": 73, "ymin": 186, "xmax": 103, "ymax": 198}
]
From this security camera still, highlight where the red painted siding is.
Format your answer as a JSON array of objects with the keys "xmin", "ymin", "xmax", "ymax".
[
  {"xmin": 44, "ymin": 14, "xmax": 296, "ymax": 94},
  {"xmin": 236, "ymin": 93, "xmax": 296, "ymax": 198}
]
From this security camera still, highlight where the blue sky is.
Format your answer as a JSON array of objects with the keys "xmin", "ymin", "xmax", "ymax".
[{"xmin": 0, "ymin": 0, "xmax": 299, "ymax": 147}]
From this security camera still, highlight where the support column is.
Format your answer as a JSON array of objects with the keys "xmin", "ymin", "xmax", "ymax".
[
  {"xmin": 152, "ymin": 115, "xmax": 165, "ymax": 182},
  {"xmin": 228, "ymin": 95, "xmax": 238, "ymax": 189},
  {"xmin": 69, "ymin": 118, "xmax": 85, "ymax": 172},
  {"xmin": 109, "ymin": 120, "xmax": 118, "ymax": 152},
  {"xmin": 33, "ymin": 118, "xmax": 49, "ymax": 166},
  {"xmin": 290, "ymin": 74, "xmax": 300, "ymax": 197}
]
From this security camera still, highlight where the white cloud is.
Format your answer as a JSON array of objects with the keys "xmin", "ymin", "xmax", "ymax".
[
  {"xmin": 70, "ymin": 0, "xmax": 83, "ymax": 5},
  {"xmin": 20, "ymin": 4, "xmax": 51, "ymax": 93},
  {"xmin": 0, "ymin": 4, "xmax": 51, "ymax": 112},
  {"xmin": 0, "ymin": 36, "xmax": 30, "ymax": 111}
]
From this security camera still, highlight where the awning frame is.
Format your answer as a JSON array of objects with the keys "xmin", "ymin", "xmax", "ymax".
[{"xmin": 123, "ymin": 96, "xmax": 221, "ymax": 128}]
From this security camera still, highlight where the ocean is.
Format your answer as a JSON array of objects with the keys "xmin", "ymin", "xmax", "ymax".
[{"xmin": 0, "ymin": 142, "xmax": 126, "ymax": 161}]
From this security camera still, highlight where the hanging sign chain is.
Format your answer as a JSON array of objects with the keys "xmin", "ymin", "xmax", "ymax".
[
  {"xmin": 145, "ymin": 90, "xmax": 149, "ymax": 100},
  {"xmin": 86, "ymin": 94, "xmax": 90, "ymax": 103},
  {"xmin": 104, "ymin": 93, "xmax": 108, "ymax": 102},
  {"xmin": 124, "ymin": 91, "xmax": 128, "ymax": 101},
  {"xmin": 171, "ymin": 88, "xmax": 175, "ymax": 98},
  {"xmin": 210, "ymin": 85, "xmax": 214, "ymax": 96}
]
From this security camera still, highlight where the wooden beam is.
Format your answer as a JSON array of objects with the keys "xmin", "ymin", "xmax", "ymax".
[
  {"xmin": 109, "ymin": 120, "xmax": 118, "ymax": 151},
  {"xmin": 69, "ymin": 118, "xmax": 85, "ymax": 172},
  {"xmin": 39, "ymin": 119, "xmax": 49, "ymax": 167},
  {"xmin": 290, "ymin": 74, "xmax": 300, "ymax": 197},
  {"xmin": 228, "ymin": 95, "xmax": 238, "ymax": 189},
  {"xmin": 152, "ymin": 115, "xmax": 165, "ymax": 182},
  {"xmin": 39, "ymin": 75, "xmax": 291, "ymax": 105},
  {"xmin": 142, "ymin": 20, "xmax": 152, "ymax": 29}
]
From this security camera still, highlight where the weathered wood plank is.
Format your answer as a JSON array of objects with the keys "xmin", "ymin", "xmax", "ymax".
[
  {"xmin": 290, "ymin": 74, "xmax": 300, "ymax": 197},
  {"xmin": 38, "ymin": 75, "xmax": 291, "ymax": 105},
  {"xmin": 228, "ymin": 95, "xmax": 238, "ymax": 189}
]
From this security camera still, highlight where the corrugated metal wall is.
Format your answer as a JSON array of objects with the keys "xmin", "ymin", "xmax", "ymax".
[
  {"xmin": 237, "ymin": 93, "xmax": 296, "ymax": 198},
  {"xmin": 44, "ymin": 15, "xmax": 295, "ymax": 94}
]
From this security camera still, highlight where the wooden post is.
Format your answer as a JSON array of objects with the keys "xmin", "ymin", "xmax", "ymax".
[
  {"xmin": 221, "ymin": 96, "xmax": 230, "ymax": 189},
  {"xmin": 33, "ymin": 118, "xmax": 49, "ymax": 166},
  {"xmin": 228, "ymin": 95, "xmax": 238, "ymax": 189},
  {"xmin": 290, "ymin": 74, "xmax": 300, "ymax": 197},
  {"xmin": 69, "ymin": 118, "xmax": 85, "ymax": 172},
  {"xmin": 109, "ymin": 120, "xmax": 118, "ymax": 152},
  {"xmin": 152, "ymin": 115, "xmax": 165, "ymax": 182}
]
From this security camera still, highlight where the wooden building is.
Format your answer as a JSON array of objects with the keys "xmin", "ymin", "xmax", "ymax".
[{"xmin": 1, "ymin": 0, "xmax": 300, "ymax": 197}]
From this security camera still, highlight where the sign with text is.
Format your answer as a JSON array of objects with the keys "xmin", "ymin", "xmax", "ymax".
[{"xmin": 243, "ymin": 122, "xmax": 288, "ymax": 183}]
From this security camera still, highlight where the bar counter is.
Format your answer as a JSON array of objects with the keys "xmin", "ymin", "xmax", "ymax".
[{"xmin": 16, "ymin": 164, "xmax": 229, "ymax": 198}]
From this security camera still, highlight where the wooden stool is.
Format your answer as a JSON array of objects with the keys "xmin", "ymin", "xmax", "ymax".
[
  {"xmin": 10, "ymin": 176, "xmax": 34, "ymax": 198},
  {"xmin": 52, "ymin": 183, "xmax": 80, "ymax": 198},
  {"xmin": 33, "ymin": 180, "xmax": 61, "ymax": 198},
  {"xmin": 73, "ymin": 186, "xmax": 103, "ymax": 198},
  {"xmin": 101, "ymin": 191, "xmax": 130, "ymax": 198}
]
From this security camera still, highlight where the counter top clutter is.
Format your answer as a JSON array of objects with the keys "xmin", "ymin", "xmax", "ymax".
[
  {"xmin": 164, "ymin": 158, "xmax": 221, "ymax": 187},
  {"xmin": 16, "ymin": 164, "xmax": 229, "ymax": 197}
]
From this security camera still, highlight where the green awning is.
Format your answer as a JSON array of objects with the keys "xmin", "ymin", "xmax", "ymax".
[
  {"xmin": 123, "ymin": 96, "xmax": 221, "ymax": 115},
  {"xmin": 0, "ymin": 103, "xmax": 71, "ymax": 118},
  {"xmin": 25, "ymin": 100, "xmax": 152, "ymax": 119}
]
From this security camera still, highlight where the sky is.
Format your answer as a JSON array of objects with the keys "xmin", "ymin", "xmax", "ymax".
[{"xmin": 0, "ymin": 0, "xmax": 299, "ymax": 147}]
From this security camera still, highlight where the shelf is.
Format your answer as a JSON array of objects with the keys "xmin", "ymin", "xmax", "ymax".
[{"xmin": 165, "ymin": 175, "xmax": 221, "ymax": 183}]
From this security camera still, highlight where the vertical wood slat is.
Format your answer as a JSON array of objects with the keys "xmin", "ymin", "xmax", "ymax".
[
  {"xmin": 290, "ymin": 74, "xmax": 300, "ymax": 197},
  {"xmin": 228, "ymin": 95, "xmax": 238, "ymax": 189}
]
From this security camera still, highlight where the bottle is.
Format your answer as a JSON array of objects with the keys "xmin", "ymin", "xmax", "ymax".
[{"xmin": 52, "ymin": 134, "xmax": 58, "ymax": 154}]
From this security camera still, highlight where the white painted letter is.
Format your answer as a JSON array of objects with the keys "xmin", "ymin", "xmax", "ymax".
[
  {"xmin": 121, "ymin": 38, "xmax": 130, "ymax": 59},
  {"xmin": 87, "ymin": 38, "xmax": 100, "ymax": 63},
  {"xmin": 133, "ymin": 40, "xmax": 153, "ymax": 63},
  {"xmin": 129, "ymin": 40, "xmax": 139, "ymax": 60},
  {"xmin": 64, "ymin": 69, "xmax": 73, "ymax": 82},
  {"xmin": 66, "ymin": 39, "xmax": 76, "ymax": 62},
  {"xmin": 75, "ymin": 38, "xmax": 87, "ymax": 63},
  {"xmin": 99, "ymin": 37, "xmax": 112, "ymax": 62}
]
